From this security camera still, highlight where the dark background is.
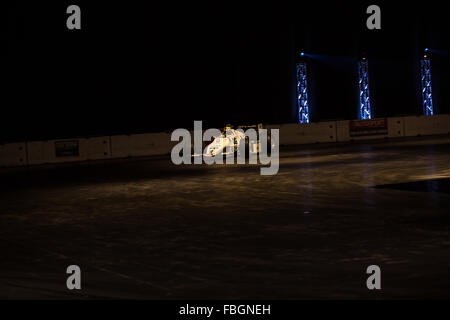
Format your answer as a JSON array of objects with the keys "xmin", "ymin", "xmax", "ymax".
[{"xmin": 2, "ymin": 1, "xmax": 449, "ymax": 142}]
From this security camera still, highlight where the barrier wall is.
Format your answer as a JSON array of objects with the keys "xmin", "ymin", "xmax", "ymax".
[
  {"xmin": 403, "ymin": 114, "xmax": 450, "ymax": 137},
  {"xmin": 336, "ymin": 120, "xmax": 350, "ymax": 142},
  {"xmin": 387, "ymin": 117, "xmax": 405, "ymax": 138},
  {"xmin": 337, "ymin": 117, "xmax": 404, "ymax": 142},
  {"xmin": 110, "ymin": 132, "xmax": 174, "ymax": 159},
  {"xmin": 85, "ymin": 137, "xmax": 112, "ymax": 160},
  {"xmin": 1, "ymin": 115, "xmax": 450, "ymax": 168},
  {"xmin": 266, "ymin": 121, "xmax": 336, "ymax": 145},
  {"xmin": 0, "ymin": 143, "xmax": 27, "ymax": 167},
  {"xmin": 27, "ymin": 137, "xmax": 111, "ymax": 165},
  {"xmin": 110, "ymin": 135, "xmax": 131, "ymax": 158}
]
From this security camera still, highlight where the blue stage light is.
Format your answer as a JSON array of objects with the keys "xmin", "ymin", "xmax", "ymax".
[
  {"xmin": 296, "ymin": 62, "xmax": 310, "ymax": 123},
  {"xmin": 358, "ymin": 59, "xmax": 372, "ymax": 120},
  {"xmin": 420, "ymin": 55, "xmax": 434, "ymax": 116}
]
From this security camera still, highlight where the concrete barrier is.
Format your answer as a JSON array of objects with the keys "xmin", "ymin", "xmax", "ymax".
[
  {"xmin": 337, "ymin": 117, "xmax": 404, "ymax": 142},
  {"xmin": 387, "ymin": 117, "xmax": 405, "ymax": 138},
  {"xmin": 27, "ymin": 137, "xmax": 111, "ymax": 165},
  {"xmin": 336, "ymin": 120, "xmax": 351, "ymax": 142},
  {"xmin": 26, "ymin": 141, "xmax": 54, "ymax": 165},
  {"xmin": 2, "ymin": 114, "xmax": 450, "ymax": 169},
  {"xmin": 130, "ymin": 132, "xmax": 173, "ymax": 157},
  {"xmin": 403, "ymin": 114, "xmax": 450, "ymax": 137},
  {"xmin": 85, "ymin": 137, "xmax": 111, "ymax": 160},
  {"xmin": 267, "ymin": 122, "xmax": 336, "ymax": 145},
  {"xmin": 111, "ymin": 132, "xmax": 174, "ymax": 158},
  {"xmin": 0, "ymin": 143, "xmax": 27, "ymax": 167},
  {"xmin": 110, "ymin": 135, "xmax": 132, "ymax": 158}
]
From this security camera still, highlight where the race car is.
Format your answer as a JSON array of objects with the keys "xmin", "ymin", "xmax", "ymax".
[
  {"xmin": 204, "ymin": 128, "xmax": 247, "ymax": 157},
  {"xmin": 202, "ymin": 124, "xmax": 264, "ymax": 158}
]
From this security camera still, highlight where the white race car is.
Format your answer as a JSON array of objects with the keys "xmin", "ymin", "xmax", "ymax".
[{"xmin": 204, "ymin": 128, "xmax": 247, "ymax": 157}]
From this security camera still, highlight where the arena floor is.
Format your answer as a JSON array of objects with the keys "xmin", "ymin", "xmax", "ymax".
[{"xmin": 1, "ymin": 136, "xmax": 450, "ymax": 299}]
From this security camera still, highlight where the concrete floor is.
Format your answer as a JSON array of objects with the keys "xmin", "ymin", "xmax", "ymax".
[{"xmin": 1, "ymin": 136, "xmax": 450, "ymax": 299}]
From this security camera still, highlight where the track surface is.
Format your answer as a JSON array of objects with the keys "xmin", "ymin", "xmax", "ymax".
[{"xmin": 1, "ymin": 136, "xmax": 450, "ymax": 299}]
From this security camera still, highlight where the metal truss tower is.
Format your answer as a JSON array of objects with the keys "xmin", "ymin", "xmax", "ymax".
[
  {"xmin": 420, "ymin": 51, "xmax": 434, "ymax": 116},
  {"xmin": 358, "ymin": 58, "xmax": 372, "ymax": 120},
  {"xmin": 296, "ymin": 61, "xmax": 310, "ymax": 123}
]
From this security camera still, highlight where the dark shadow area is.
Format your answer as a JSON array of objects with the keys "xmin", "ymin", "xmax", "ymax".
[
  {"xmin": 374, "ymin": 178, "xmax": 450, "ymax": 194},
  {"xmin": 2, "ymin": 2, "xmax": 449, "ymax": 142}
]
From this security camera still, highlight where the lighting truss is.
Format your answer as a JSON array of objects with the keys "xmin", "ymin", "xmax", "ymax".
[
  {"xmin": 296, "ymin": 62, "xmax": 310, "ymax": 123},
  {"xmin": 358, "ymin": 59, "xmax": 372, "ymax": 120},
  {"xmin": 420, "ymin": 55, "xmax": 434, "ymax": 116}
]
